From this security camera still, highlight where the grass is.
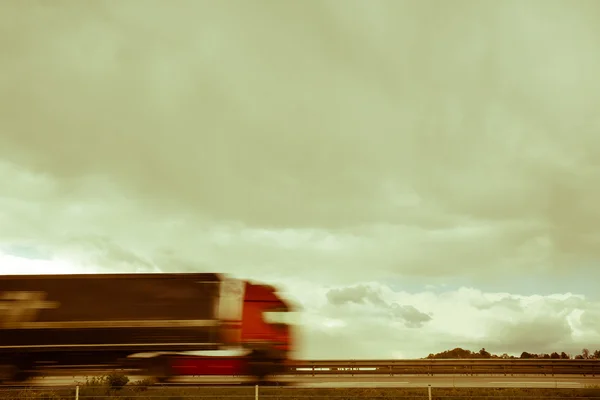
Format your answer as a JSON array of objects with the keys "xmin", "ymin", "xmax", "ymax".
[{"xmin": 0, "ymin": 374, "xmax": 599, "ymax": 400}]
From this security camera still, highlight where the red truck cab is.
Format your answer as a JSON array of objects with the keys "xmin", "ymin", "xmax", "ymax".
[{"xmin": 127, "ymin": 276, "xmax": 298, "ymax": 383}]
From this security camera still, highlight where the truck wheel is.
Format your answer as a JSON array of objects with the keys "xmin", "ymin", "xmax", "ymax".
[{"xmin": 148, "ymin": 357, "xmax": 171, "ymax": 384}]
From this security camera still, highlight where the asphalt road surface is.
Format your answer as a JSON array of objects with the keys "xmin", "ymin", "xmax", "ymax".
[
  {"xmin": 295, "ymin": 375, "xmax": 600, "ymax": 388},
  {"xmin": 20, "ymin": 373, "xmax": 600, "ymax": 389}
]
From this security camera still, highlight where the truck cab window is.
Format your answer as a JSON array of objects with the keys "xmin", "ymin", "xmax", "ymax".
[{"xmin": 262, "ymin": 306, "xmax": 297, "ymax": 327}]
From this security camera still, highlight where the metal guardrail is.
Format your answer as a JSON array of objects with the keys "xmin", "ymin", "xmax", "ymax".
[{"xmin": 285, "ymin": 359, "xmax": 600, "ymax": 376}]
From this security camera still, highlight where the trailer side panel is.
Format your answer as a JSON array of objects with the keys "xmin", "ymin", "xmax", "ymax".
[{"xmin": 0, "ymin": 273, "xmax": 222, "ymax": 351}]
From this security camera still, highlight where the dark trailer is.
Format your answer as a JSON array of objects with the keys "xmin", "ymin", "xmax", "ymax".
[{"xmin": 0, "ymin": 273, "xmax": 225, "ymax": 378}]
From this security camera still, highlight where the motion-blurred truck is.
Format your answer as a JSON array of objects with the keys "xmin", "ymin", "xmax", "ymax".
[{"xmin": 0, "ymin": 272, "xmax": 295, "ymax": 384}]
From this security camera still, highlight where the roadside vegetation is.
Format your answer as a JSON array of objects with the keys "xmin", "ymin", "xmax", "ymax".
[
  {"xmin": 0, "ymin": 373, "xmax": 599, "ymax": 400},
  {"xmin": 426, "ymin": 347, "xmax": 600, "ymax": 360}
]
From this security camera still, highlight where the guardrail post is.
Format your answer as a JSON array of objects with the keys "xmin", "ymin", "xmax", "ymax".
[
  {"xmin": 75, "ymin": 385, "xmax": 79, "ymax": 400},
  {"xmin": 255, "ymin": 384, "xmax": 259, "ymax": 400},
  {"xmin": 428, "ymin": 384, "xmax": 432, "ymax": 400}
]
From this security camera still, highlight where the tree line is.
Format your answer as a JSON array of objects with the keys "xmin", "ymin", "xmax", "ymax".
[{"xmin": 425, "ymin": 347, "xmax": 600, "ymax": 360}]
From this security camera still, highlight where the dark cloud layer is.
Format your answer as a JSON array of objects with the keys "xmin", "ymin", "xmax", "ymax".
[
  {"xmin": 2, "ymin": 1, "xmax": 600, "ymax": 234},
  {"xmin": 2, "ymin": 2, "xmax": 600, "ymax": 283}
]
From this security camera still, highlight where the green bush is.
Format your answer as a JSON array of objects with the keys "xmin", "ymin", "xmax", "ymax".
[
  {"xmin": 129, "ymin": 377, "xmax": 156, "ymax": 392},
  {"xmin": 104, "ymin": 371, "xmax": 129, "ymax": 390}
]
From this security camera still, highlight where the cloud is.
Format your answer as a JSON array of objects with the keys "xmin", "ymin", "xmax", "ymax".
[
  {"xmin": 486, "ymin": 316, "xmax": 574, "ymax": 355},
  {"xmin": 2, "ymin": 1, "xmax": 600, "ymax": 232},
  {"xmin": 326, "ymin": 284, "xmax": 386, "ymax": 306},
  {"xmin": 1, "ymin": 2, "xmax": 600, "ymax": 279},
  {"xmin": 1, "ymin": 1, "xmax": 599, "ymax": 290},
  {"xmin": 470, "ymin": 296, "xmax": 524, "ymax": 313},
  {"xmin": 325, "ymin": 284, "xmax": 432, "ymax": 328},
  {"xmin": 298, "ymin": 282, "xmax": 599, "ymax": 359},
  {"xmin": 389, "ymin": 304, "xmax": 432, "ymax": 328}
]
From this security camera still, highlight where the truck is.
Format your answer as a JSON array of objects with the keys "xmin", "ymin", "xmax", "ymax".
[{"xmin": 0, "ymin": 272, "xmax": 296, "ymax": 385}]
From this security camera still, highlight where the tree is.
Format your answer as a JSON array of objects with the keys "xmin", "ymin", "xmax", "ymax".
[
  {"xmin": 582, "ymin": 348, "xmax": 590, "ymax": 359},
  {"xmin": 428, "ymin": 348, "xmax": 476, "ymax": 359},
  {"xmin": 479, "ymin": 348, "xmax": 491, "ymax": 358},
  {"xmin": 423, "ymin": 348, "xmax": 595, "ymax": 360}
]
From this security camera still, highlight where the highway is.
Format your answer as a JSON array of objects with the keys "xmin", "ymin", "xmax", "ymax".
[
  {"xmin": 17, "ymin": 373, "xmax": 600, "ymax": 389},
  {"xmin": 294, "ymin": 375, "xmax": 600, "ymax": 388}
]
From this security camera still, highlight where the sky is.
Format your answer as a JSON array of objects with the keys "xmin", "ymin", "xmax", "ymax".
[{"xmin": 1, "ymin": 0, "xmax": 600, "ymax": 360}]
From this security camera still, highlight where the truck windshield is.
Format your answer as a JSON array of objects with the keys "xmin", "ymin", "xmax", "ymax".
[{"xmin": 263, "ymin": 307, "xmax": 298, "ymax": 327}]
